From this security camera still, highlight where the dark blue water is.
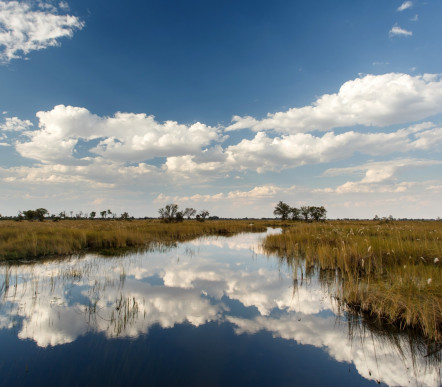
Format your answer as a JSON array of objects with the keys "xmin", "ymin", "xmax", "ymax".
[{"xmin": 0, "ymin": 229, "xmax": 440, "ymax": 386}]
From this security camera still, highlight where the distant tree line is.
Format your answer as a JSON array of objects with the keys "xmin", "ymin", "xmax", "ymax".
[
  {"xmin": 373, "ymin": 214, "xmax": 395, "ymax": 224},
  {"xmin": 273, "ymin": 201, "xmax": 327, "ymax": 222},
  {"xmin": 158, "ymin": 204, "xmax": 210, "ymax": 223},
  {"xmin": 15, "ymin": 208, "xmax": 133, "ymax": 221},
  {"xmin": 0, "ymin": 206, "xmax": 440, "ymax": 222}
]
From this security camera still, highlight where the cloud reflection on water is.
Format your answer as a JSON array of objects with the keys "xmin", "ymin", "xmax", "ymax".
[{"xmin": 0, "ymin": 229, "xmax": 440, "ymax": 386}]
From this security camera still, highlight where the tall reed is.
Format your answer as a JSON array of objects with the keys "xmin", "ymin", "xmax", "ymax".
[
  {"xmin": 263, "ymin": 220, "xmax": 442, "ymax": 341},
  {"xmin": 0, "ymin": 219, "xmax": 268, "ymax": 261}
]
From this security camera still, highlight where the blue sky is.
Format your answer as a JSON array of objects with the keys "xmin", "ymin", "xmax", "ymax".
[{"xmin": 0, "ymin": 0, "xmax": 441, "ymax": 218}]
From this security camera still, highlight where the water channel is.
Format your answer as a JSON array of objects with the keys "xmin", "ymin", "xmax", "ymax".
[{"xmin": 0, "ymin": 229, "xmax": 440, "ymax": 386}]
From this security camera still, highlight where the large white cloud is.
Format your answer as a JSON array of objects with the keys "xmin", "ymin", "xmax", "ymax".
[
  {"xmin": 16, "ymin": 105, "xmax": 221, "ymax": 164},
  {"xmin": 8, "ymin": 75, "xmax": 442, "ymax": 185},
  {"xmin": 166, "ymin": 123, "xmax": 442, "ymax": 175},
  {"xmin": 323, "ymin": 158, "xmax": 442, "ymax": 193},
  {"xmin": 8, "ymin": 118, "xmax": 442, "ymax": 189},
  {"xmin": 227, "ymin": 74, "xmax": 442, "ymax": 133},
  {"xmin": 0, "ymin": 1, "xmax": 83, "ymax": 63}
]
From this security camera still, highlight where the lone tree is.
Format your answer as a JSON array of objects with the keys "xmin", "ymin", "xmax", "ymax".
[
  {"xmin": 290, "ymin": 207, "xmax": 301, "ymax": 221},
  {"xmin": 183, "ymin": 207, "xmax": 197, "ymax": 219},
  {"xmin": 273, "ymin": 201, "xmax": 291, "ymax": 220},
  {"xmin": 22, "ymin": 210, "xmax": 37, "ymax": 221},
  {"xmin": 22, "ymin": 208, "xmax": 48, "ymax": 221},
  {"xmin": 309, "ymin": 206, "xmax": 327, "ymax": 222},
  {"xmin": 300, "ymin": 206, "xmax": 310, "ymax": 222},
  {"xmin": 36, "ymin": 208, "xmax": 48, "ymax": 221},
  {"xmin": 158, "ymin": 204, "xmax": 183, "ymax": 223},
  {"xmin": 196, "ymin": 210, "xmax": 209, "ymax": 222}
]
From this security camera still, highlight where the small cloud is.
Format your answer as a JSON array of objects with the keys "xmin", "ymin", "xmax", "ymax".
[
  {"xmin": 389, "ymin": 25, "xmax": 413, "ymax": 37},
  {"xmin": 58, "ymin": 1, "xmax": 69, "ymax": 10},
  {"xmin": 0, "ymin": 117, "xmax": 33, "ymax": 131},
  {"xmin": 397, "ymin": 1, "xmax": 413, "ymax": 12},
  {"xmin": 372, "ymin": 61, "xmax": 389, "ymax": 66},
  {"xmin": 0, "ymin": 142, "xmax": 10, "ymax": 147},
  {"xmin": 410, "ymin": 14, "xmax": 419, "ymax": 22},
  {"xmin": 0, "ymin": 1, "xmax": 84, "ymax": 63},
  {"xmin": 153, "ymin": 193, "xmax": 171, "ymax": 203}
]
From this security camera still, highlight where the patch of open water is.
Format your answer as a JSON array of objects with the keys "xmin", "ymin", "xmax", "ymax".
[{"xmin": 0, "ymin": 229, "xmax": 440, "ymax": 386}]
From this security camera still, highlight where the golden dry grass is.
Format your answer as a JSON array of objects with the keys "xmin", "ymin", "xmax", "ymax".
[
  {"xmin": 263, "ymin": 220, "xmax": 442, "ymax": 341},
  {"xmin": 0, "ymin": 219, "xmax": 268, "ymax": 261}
]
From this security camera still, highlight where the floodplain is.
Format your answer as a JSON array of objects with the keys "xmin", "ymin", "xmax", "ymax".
[{"xmin": 0, "ymin": 219, "xmax": 440, "ymax": 385}]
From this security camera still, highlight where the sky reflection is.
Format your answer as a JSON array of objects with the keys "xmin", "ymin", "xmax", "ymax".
[{"xmin": 0, "ymin": 229, "xmax": 440, "ymax": 386}]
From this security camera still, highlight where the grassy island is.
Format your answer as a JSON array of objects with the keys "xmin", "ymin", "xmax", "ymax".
[{"xmin": 263, "ymin": 220, "xmax": 442, "ymax": 342}]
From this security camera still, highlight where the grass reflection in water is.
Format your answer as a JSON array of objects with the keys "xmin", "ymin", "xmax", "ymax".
[
  {"xmin": 263, "ymin": 220, "xmax": 442, "ymax": 342},
  {"xmin": 0, "ymin": 228, "xmax": 440, "ymax": 386}
]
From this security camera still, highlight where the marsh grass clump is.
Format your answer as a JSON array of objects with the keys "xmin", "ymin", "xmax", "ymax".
[
  {"xmin": 0, "ymin": 219, "xmax": 268, "ymax": 261},
  {"xmin": 263, "ymin": 220, "xmax": 442, "ymax": 341}
]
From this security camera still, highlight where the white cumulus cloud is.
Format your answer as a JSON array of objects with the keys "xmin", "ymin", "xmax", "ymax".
[
  {"xmin": 0, "ymin": 116, "xmax": 33, "ymax": 131},
  {"xmin": 169, "ymin": 123, "xmax": 442, "ymax": 176},
  {"xmin": 227, "ymin": 73, "xmax": 441, "ymax": 133},
  {"xmin": 5, "ymin": 109, "xmax": 442, "ymax": 191},
  {"xmin": 323, "ymin": 158, "xmax": 442, "ymax": 193},
  {"xmin": 16, "ymin": 105, "xmax": 222, "ymax": 164},
  {"xmin": 0, "ymin": 1, "xmax": 84, "ymax": 63}
]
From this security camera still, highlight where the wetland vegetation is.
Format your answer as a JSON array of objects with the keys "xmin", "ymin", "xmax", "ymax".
[
  {"xmin": 0, "ymin": 212, "xmax": 441, "ymax": 343},
  {"xmin": 263, "ymin": 220, "xmax": 442, "ymax": 342},
  {"xmin": 0, "ymin": 228, "xmax": 440, "ymax": 386},
  {"xmin": 0, "ymin": 219, "xmax": 268, "ymax": 261}
]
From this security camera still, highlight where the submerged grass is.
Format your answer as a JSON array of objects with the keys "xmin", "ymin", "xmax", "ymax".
[
  {"xmin": 263, "ymin": 220, "xmax": 442, "ymax": 341},
  {"xmin": 0, "ymin": 219, "xmax": 268, "ymax": 261}
]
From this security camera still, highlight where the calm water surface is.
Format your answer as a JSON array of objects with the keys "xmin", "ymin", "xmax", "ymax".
[{"xmin": 0, "ymin": 229, "xmax": 440, "ymax": 386}]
